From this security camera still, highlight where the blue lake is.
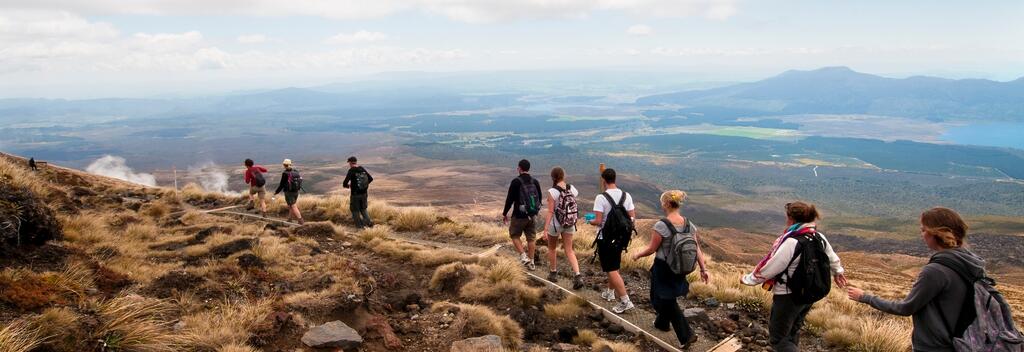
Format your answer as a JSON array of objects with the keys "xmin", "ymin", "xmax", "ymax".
[{"xmin": 941, "ymin": 123, "xmax": 1024, "ymax": 150}]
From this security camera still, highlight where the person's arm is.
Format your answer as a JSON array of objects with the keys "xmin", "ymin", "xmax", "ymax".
[
  {"xmin": 257, "ymin": 166, "xmax": 267, "ymax": 173},
  {"xmin": 694, "ymin": 229, "xmax": 709, "ymax": 282},
  {"xmin": 819, "ymin": 234, "xmax": 848, "ymax": 287},
  {"xmin": 502, "ymin": 179, "xmax": 518, "ymax": 222},
  {"xmin": 365, "ymin": 168, "xmax": 373, "ymax": 184},
  {"xmin": 543, "ymin": 191, "xmax": 555, "ymax": 235},
  {"xmin": 853, "ymin": 265, "xmax": 946, "ymax": 316},
  {"xmin": 274, "ymin": 173, "xmax": 286, "ymax": 195},
  {"xmin": 633, "ymin": 229, "xmax": 663, "ymax": 259},
  {"xmin": 342, "ymin": 168, "xmax": 353, "ymax": 188},
  {"xmin": 749, "ymin": 238, "xmax": 798, "ymax": 283},
  {"xmin": 244, "ymin": 169, "xmax": 252, "ymax": 185}
]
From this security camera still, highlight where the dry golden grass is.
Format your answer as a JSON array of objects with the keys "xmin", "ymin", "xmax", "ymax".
[
  {"xmin": 28, "ymin": 307, "xmax": 81, "ymax": 350},
  {"xmin": 432, "ymin": 220, "xmax": 508, "ymax": 245},
  {"xmin": 822, "ymin": 328, "xmax": 860, "ymax": 348},
  {"xmin": 368, "ymin": 201, "xmax": 401, "ymax": 224},
  {"xmin": 357, "ymin": 224, "xmax": 393, "ymax": 242},
  {"xmin": 49, "ymin": 262, "xmax": 95, "ymax": 300},
  {"xmin": 363, "ymin": 238, "xmax": 477, "ymax": 266},
  {"xmin": 854, "ymin": 318, "xmax": 912, "ymax": 352},
  {"xmin": 429, "ymin": 262, "xmax": 474, "ymax": 292},
  {"xmin": 543, "ymin": 295, "xmax": 588, "ymax": 319},
  {"xmin": 573, "ymin": 328, "xmax": 599, "ymax": 346},
  {"xmin": 460, "ymin": 258, "xmax": 542, "ymax": 307},
  {"xmin": 431, "ymin": 302, "xmax": 523, "ymax": 348},
  {"xmin": 139, "ymin": 202, "xmax": 170, "ymax": 219},
  {"xmin": 217, "ymin": 343, "xmax": 259, "ymax": 352},
  {"xmin": 0, "ymin": 157, "xmax": 49, "ymax": 197},
  {"xmin": 59, "ymin": 213, "xmax": 108, "ymax": 245},
  {"xmin": 391, "ymin": 207, "xmax": 437, "ymax": 232},
  {"xmin": 94, "ymin": 295, "xmax": 181, "ymax": 352},
  {"xmin": 181, "ymin": 298, "xmax": 274, "ymax": 350},
  {"xmin": 0, "ymin": 319, "xmax": 43, "ymax": 352}
]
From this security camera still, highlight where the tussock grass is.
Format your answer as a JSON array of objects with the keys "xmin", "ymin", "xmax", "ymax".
[
  {"xmin": 139, "ymin": 202, "xmax": 170, "ymax": 219},
  {"xmin": 60, "ymin": 213, "xmax": 108, "ymax": 245},
  {"xmin": 592, "ymin": 340, "xmax": 640, "ymax": 352},
  {"xmin": 368, "ymin": 201, "xmax": 401, "ymax": 224},
  {"xmin": 431, "ymin": 221, "xmax": 507, "ymax": 245},
  {"xmin": 431, "ymin": 302, "xmax": 523, "ymax": 348},
  {"xmin": 50, "ymin": 262, "xmax": 95, "ymax": 299},
  {"xmin": 95, "ymin": 295, "xmax": 181, "ymax": 352},
  {"xmin": 181, "ymin": 298, "xmax": 274, "ymax": 350},
  {"xmin": 543, "ymin": 295, "xmax": 588, "ymax": 319},
  {"xmin": 0, "ymin": 319, "xmax": 42, "ymax": 352},
  {"xmin": 460, "ymin": 258, "xmax": 541, "ymax": 306},
  {"xmin": 357, "ymin": 224, "xmax": 393, "ymax": 242},
  {"xmin": 853, "ymin": 318, "xmax": 912, "ymax": 352},
  {"xmin": 429, "ymin": 262, "xmax": 474, "ymax": 293},
  {"xmin": 573, "ymin": 328, "xmax": 599, "ymax": 346},
  {"xmin": 364, "ymin": 238, "xmax": 477, "ymax": 266},
  {"xmin": 0, "ymin": 157, "xmax": 49, "ymax": 197},
  {"xmin": 30, "ymin": 307, "xmax": 81, "ymax": 350},
  {"xmin": 391, "ymin": 207, "xmax": 437, "ymax": 232},
  {"xmin": 217, "ymin": 343, "xmax": 259, "ymax": 352},
  {"xmin": 822, "ymin": 328, "xmax": 860, "ymax": 348}
]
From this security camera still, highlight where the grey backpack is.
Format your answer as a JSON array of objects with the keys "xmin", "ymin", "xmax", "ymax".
[
  {"xmin": 933, "ymin": 257, "xmax": 1023, "ymax": 352},
  {"xmin": 660, "ymin": 218, "xmax": 698, "ymax": 275}
]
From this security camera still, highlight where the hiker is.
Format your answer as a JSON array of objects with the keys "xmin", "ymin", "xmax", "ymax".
[
  {"xmin": 846, "ymin": 207, "xmax": 1007, "ymax": 352},
  {"xmin": 631, "ymin": 190, "xmax": 709, "ymax": 349},
  {"xmin": 243, "ymin": 159, "xmax": 268, "ymax": 215},
  {"xmin": 542, "ymin": 166, "xmax": 584, "ymax": 289},
  {"xmin": 587, "ymin": 168, "xmax": 636, "ymax": 314},
  {"xmin": 502, "ymin": 159, "xmax": 543, "ymax": 270},
  {"xmin": 740, "ymin": 201, "xmax": 847, "ymax": 352},
  {"xmin": 342, "ymin": 156, "xmax": 374, "ymax": 229},
  {"xmin": 28, "ymin": 157, "xmax": 37, "ymax": 171},
  {"xmin": 272, "ymin": 159, "xmax": 305, "ymax": 225}
]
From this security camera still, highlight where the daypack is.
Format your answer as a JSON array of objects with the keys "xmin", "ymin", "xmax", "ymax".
[
  {"xmin": 931, "ymin": 256, "xmax": 1024, "ymax": 352},
  {"xmin": 353, "ymin": 169, "xmax": 370, "ymax": 192},
  {"xmin": 517, "ymin": 175, "xmax": 542, "ymax": 215},
  {"xmin": 251, "ymin": 169, "xmax": 266, "ymax": 187},
  {"xmin": 285, "ymin": 170, "xmax": 302, "ymax": 192},
  {"xmin": 659, "ymin": 218, "xmax": 698, "ymax": 275},
  {"xmin": 777, "ymin": 232, "xmax": 832, "ymax": 304},
  {"xmin": 553, "ymin": 184, "xmax": 578, "ymax": 228},
  {"xmin": 597, "ymin": 191, "xmax": 635, "ymax": 251}
]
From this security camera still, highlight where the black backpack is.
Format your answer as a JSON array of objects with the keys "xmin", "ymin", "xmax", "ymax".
[
  {"xmin": 598, "ymin": 191, "xmax": 636, "ymax": 251},
  {"xmin": 252, "ymin": 169, "xmax": 266, "ymax": 187},
  {"xmin": 285, "ymin": 170, "xmax": 302, "ymax": 192},
  {"xmin": 353, "ymin": 169, "xmax": 370, "ymax": 192},
  {"xmin": 517, "ymin": 175, "xmax": 542, "ymax": 216},
  {"xmin": 777, "ymin": 232, "xmax": 832, "ymax": 304}
]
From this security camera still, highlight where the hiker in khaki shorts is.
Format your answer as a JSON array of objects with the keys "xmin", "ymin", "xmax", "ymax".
[{"xmin": 244, "ymin": 158, "xmax": 268, "ymax": 215}]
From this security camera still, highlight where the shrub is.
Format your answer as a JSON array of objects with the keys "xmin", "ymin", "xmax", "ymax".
[
  {"xmin": 0, "ymin": 319, "xmax": 42, "ymax": 352},
  {"xmin": 431, "ymin": 302, "xmax": 523, "ymax": 348},
  {"xmin": 543, "ymin": 295, "xmax": 588, "ymax": 319},
  {"xmin": 391, "ymin": 207, "xmax": 436, "ymax": 232}
]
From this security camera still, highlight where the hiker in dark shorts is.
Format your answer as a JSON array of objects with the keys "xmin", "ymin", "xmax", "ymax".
[
  {"xmin": 342, "ymin": 156, "xmax": 374, "ymax": 229},
  {"xmin": 28, "ymin": 157, "xmax": 38, "ymax": 171},
  {"xmin": 502, "ymin": 159, "xmax": 543, "ymax": 271},
  {"xmin": 587, "ymin": 168, "xmax": 636, "ymax": 313},
  {"xmin": 244, "ymin": 159, "xmax": 269, "ymax": 215},
  {"xmin": 272, "ymin": 159, "xmax": 305, "ymax": 225}
]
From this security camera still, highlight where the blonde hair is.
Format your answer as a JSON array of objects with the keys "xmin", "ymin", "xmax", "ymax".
[
  {"xmin": 660, "ymin": 190, "xmax": 687, "ymax": 210},
  {"xmin": 921, "ymin": 207, "xmax": 968, "ymax": 249}
]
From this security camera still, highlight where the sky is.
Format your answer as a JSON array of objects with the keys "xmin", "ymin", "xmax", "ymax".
[{"xmin": 1, "ymin": 0, "xmax": 1022, "ymax": 98}]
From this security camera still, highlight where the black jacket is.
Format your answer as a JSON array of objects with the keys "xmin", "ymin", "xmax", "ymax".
[
  {"xmin": 342, "ymin": 166, "xmax": 373, "ymax": 195},
  {"xmin": 503, "ymin": 174, "xmax": 542, "ymax": 219}
]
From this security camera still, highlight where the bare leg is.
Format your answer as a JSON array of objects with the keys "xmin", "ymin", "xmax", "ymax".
[
  {"xmin": 562, "ymin": 234, "xmax": 580, "ymax": 274},
  {"xmin": 511, "ymin": 238, "xmax": 525, "ymax": 256},
  {"xmin": 547, "ymin": 236, "xmax": 559, "ymax": 272},
  {"xmin": 527, "ymin": 240, "xmax": 536, "ymax": 263},
  {"xmin": 608, "ymin": 271, "xmax": 627, "ymax": 298}
]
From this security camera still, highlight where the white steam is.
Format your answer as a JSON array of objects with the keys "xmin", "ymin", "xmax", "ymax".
[
  {"xmin": 86, "ymin": 155, "xmax": 157, "ymax": 186},
  {"xmin": 189, "ymin": 162, "xmax": 241, "ymax": 196}
]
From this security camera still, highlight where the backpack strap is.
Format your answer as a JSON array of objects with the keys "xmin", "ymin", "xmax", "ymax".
[
  {"xmin": 775, "ymin": 234, "xmax": 810, "ymax": 284},
  {"xmin": 600, "ymin": 192, "xmax": 616, "ymax": 211},
  {"xmin": 617, "ymin": 192, "xmax": 628, "ymax": 207},
  {"xmin": 660, "ymin": 218, "xmax": 678, "ymax": 236}
]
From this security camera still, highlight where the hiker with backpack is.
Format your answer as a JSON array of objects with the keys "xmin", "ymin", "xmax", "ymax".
[
  {"xmin": 740, "ymin": 201, "xmax": 847, "ymax": 352},
  {"xmin": 28, "ymin": 157, "xmax": 37, "ymax": 171},
  {"xmin": 244, "ymin": 158, "xmax": 269, "ymax": 215},
  {"xmin": 342, "ymin": 156, "xmax": 374, "ymax": 229},
  {"xmin": 272, "ymin": 159, "xmax": 305, "ymax": 225},
  {"xmin": 542, "ymin": 167, "xmax": 584, "ymax": 289},
  {"xmin": 502, "ymin": 159, "xmax": 544, "ymax": 270},
  {"xmin": 630, "ymin": 190, "xmax": 709, "ymax": 349},
  {"xmin": 847, "ymin": 207, "xmax": 1022, "ymax": 352},
  {"xmin": 587, "ymin": 168, "xmax": 636, "ymax": 314}
]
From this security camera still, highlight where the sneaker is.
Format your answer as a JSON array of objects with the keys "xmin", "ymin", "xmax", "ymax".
[
  {"xmin": 547, "ymin": 271, "xmax": 558, "ymax": 281},
  {"xmin": 654, "ymin": 320, "xmax": 671, "ymax": 332},
  {"xmin": 680, "ymin": 334, "xmax": 698, "ymax": 349},
  {"xmin": 611, "ymin": 300, "xmax": 634, "ymax": 314},
  {"xmin": 572, "ymin": 274, "xmax": 584, "ymax": 290},
  {"xmin": 600, "ymin": 289, "xmax": 616, "ymax": 302},
  {"xmin": 526, "ymin": 261, "xmax": 536, "ymax": 271}
]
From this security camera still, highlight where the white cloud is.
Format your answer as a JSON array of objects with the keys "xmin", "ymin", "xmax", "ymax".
[
  {"xmin": 0, "ymin": 0, "xmax": 738, "ymax": 23},
  {"xmin": 0, "ymin": 10, "xmax": 118, "ymax": 40},
  {"xmin": 236, "ymin": 34, "xmax": 267, "ymax": 44},
  {"xmin": 325, "ymin": 30, "xmax": 389, "ymax": 45},
  {"xmin": 131, "ymin": 31, "xmax": 203, "ymax": 52},
  {"xmin": 626, "ymin": 24, "xmax": 653, "ymax": 36}
]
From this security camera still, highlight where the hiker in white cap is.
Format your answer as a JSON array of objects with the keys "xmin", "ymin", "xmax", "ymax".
[{"xmin": 272, "ymin": 158, "xmax": 305, "ymax": 225}]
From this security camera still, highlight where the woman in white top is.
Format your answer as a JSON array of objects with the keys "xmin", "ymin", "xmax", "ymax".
[{"xmin": 542, "ymin": 167, "xmax": 584, "ymax": 289}]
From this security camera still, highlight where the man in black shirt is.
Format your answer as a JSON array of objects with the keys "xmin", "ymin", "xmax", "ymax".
[
  {"xmin": 502, "ymin": 159, "xmax": 543, "ymax": 270},
  {"xmin": 343, "ymin": 156, "xmax": 374, "ymax": 229}
]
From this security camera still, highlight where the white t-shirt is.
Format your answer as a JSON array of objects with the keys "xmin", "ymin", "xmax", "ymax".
[
  {"xmin": 547, "ymin": 184, "xmax": 579, "ymax": 227},
  {"xmin": 593, "ymin": 188, "xmax": 634, "ymax": 228}
]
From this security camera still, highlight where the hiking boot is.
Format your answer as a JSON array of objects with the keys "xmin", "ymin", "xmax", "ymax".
[
  {"xmin": 611, "ymin": 300, "xmax": 634, "ymax": 314},
  {"xmin": 680, "ymin": 334, "xmax": 698, "ymax": 349},
  {"xmin": 654, "ymin": 320, "xmax": 671, "ymax": 332},
  {"xmin": 547, "ymin": 271, "xmax": 558, "ymax": 281},
  {"xmin": 600, "ymin": 289, "xmax": 616, "ymax": 302},
  {"xmin": 246, "ymin": 203, "xmax": 255, "ymax": 211},
  {"xmin": 298, "ymin": 219, "xmax": 305, "ymax": 225},
  {"xmin": 526, "ymin": 261, "xmax": 536, "ymax": 271},
  {"xmin": 572, "ymin": 274, "xmax": 584, "ymax": 290}
]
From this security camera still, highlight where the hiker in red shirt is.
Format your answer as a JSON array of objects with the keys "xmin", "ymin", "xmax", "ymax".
[{"xmin": 244, "ymin": 158, "xmax": 268, "ymax": 215}]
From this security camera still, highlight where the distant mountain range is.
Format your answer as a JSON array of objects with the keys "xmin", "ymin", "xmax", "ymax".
[{"xmin": 637, "ymin": 66, "xmax": 1024, "ymax": 121}]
